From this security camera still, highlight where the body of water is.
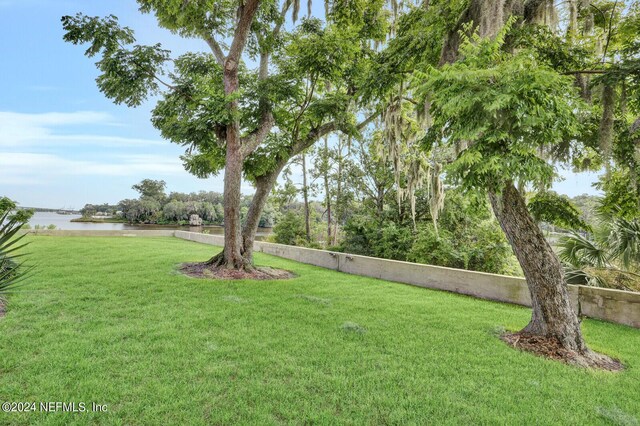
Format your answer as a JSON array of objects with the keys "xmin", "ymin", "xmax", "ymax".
[{"xmin": 28, "ymin": 212, "xmax": 272, "ymax": 237}]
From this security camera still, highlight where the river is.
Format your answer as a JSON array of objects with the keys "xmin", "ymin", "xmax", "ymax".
[{"xmin": 28, "ymin": 211, "xmax": 272, "ymax": 237}]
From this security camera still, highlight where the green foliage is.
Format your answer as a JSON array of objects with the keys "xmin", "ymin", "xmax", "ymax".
[
  {"xmin": 243, "ymin": 133, "xmax": 295, "ymax": 182},
  {"xmin": 62, "ymin": 13, "xmax": 170, "ymax": 107},
  {"xmin": 80, "ymin": 203, "xmax": 119, "ymax": 218},
  {"xmin": 95, "ymin": 180, "xmax": 276, "ymax": 227},
  {"xmin": 527, "ymin": 191, "xmax": 591, "ymax": 231},
  {"xmin": 272, "ymin": 211, "xmax": 307, "ymax": 246},
  {"xmin": 363, "ymin": 0, "xmax": 466, "ymax": 101},
  {"xmin": 416, "ymin": 25, "xmax": 583, "ymax": 192},
  {"xmin": 132, "ymin": 179, "xmax": 167, "ymax": 201},
  {"xmin": 595, "ymin": 169, "xmax": 640, "ymax": 219},
  {"xmin": 558, "ymin": 210, "xmax": 640, "ymax": 290},
  {"xmin": 150, "ymin": 52, "xmax": 230, "ymax": 177},
  {"xmin": 61, "ymin": 14, "xmax": 135, "ymax": 57},
  {"xmin": 558, "ymin": 232, "xmax": 610, "ymax": 269},
  {"xmin": 464, "ymin": 220, "xmax": 516, "ymax": 274},
  {"xmin": 608, "ymin": 215, "xmax": 640, "ymax": 270},
  {"xmin": 407, "ymin": 225, "xmax": 463, "ymax": 268},
  {"xmin": 137, "ymin": 0, "xmax": 236, "ymax": 39},
  {"xmin": 0, "ymin": 197, "xmax": 34, "ymax": 303},
  {"xmin": 375, "ymin": 222, "xmax": 414, "ymax": 261},
  {"xmin": 118, "ymin": 198, "xmax": 161, "ymax": 223},
  {"xmin": 340, "ymin": 189, "xmax": 517, "ymax": 275},
  {"xmin": 338, "ymin": 215, "xmax": 377, "ymax": 256},
  {"xmin": 506, "ymin": 24, "xmax": 590, "ymax": 72}
]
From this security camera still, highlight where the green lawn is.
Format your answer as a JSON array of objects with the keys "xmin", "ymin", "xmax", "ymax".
[{"xmin": 1, "ymin": 236, "xmax": 639, "ymax": 425}]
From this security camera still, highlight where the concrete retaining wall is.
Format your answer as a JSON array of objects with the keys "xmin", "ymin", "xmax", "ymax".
[
  {"xmin": 174, "ymin": 231, "xmax": 640, "ymax": 328},
  {"xmin": 174, "ymin": 231, "xmax": 224, "ymax": 245},
  {"xmin": 26, "ymin": 230, "xmax": 176, "ymax": 237}
]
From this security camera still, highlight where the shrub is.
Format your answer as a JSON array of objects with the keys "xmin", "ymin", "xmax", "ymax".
[
  {"xmin": 464, "ymin": 220, "xmax": 514, "ymax": 274},
  {"xmin": 339, "ymin": 215, "xmax": 378, "ymax": 257},
  {"xmin": 407, "ymin": 225, "xmax": 465, "ymax": 269},
  {"xmin": 272, "ymin": 211, "xmax": 306, "ymax": 246},
  {"xmin": 0, "ymin": 197, "xmax": 34, "ymax": 306}
]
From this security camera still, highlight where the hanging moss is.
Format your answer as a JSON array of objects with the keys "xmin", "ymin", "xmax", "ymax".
[{"xmin": 429, "ymin": 162, "xmax": 445, "ymax": 235}]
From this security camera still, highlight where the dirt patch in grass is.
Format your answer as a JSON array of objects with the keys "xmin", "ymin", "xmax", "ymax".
[
  {"xmin": 179, "ymin": 262, "xmax": 295, "ymax": 280},
  {"xmin": 0, "ymin": 301, "xmax": 4, "ymax": 318},
  {"xmin": 501, "ymin": 332, "xmax": 624, "ymax": 372}
]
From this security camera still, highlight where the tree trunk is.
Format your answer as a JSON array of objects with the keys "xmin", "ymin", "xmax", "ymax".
[
  {"xmin": 301, "ymin": 152, "xmax": 311, "ymax": 242},
  {"xmin": 323, "ymin": 136, "xmax": 332, "ymax": 246},
  {"xmin": 241, "ymin": 163, "xmax": 285, "ymax": 263},
  {"xmin": 209, "ymin": 60, "xmax": 251, "ymax": 270},
  {"xmin": 489, "ymin": 182, "xmax": 587, "ymax": 352},
  {"xmin": 376, "ymin": 183, "xmax": 385, "ymax": 218},
  {"xmin": 213, "ymin": 127, "xmax": 251, "ymax": 269},
  {"xmin": 333, "ymin": 138, "xmax": 343, "ymax": 246}
]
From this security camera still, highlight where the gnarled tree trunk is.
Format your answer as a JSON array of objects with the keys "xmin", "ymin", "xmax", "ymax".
[{"xmin": 489, "ymin": 182, "xmax": 587, "ymax": 352}]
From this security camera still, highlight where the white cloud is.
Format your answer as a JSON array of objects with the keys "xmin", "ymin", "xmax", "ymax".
[
  {"xmin": 0, "ymin": 152, "xmax": 185, "ymax": 184},
  {"xmin": 0, "ymin": 111, "xmax": 164, "ymax": 148}
]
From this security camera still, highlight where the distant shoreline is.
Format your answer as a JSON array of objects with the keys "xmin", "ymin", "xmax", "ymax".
[
  {"xmin": 70, "ymin": 217, "xmax": 127, "ymax": 224},
  {"xmin": 69, "ymin": 217, "xmax": 235, "ymax": 229}
]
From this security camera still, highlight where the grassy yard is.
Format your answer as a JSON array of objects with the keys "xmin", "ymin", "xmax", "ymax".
[{"xmin": 1, "ymin": 236, "xmax": 639, "ymax": 425}]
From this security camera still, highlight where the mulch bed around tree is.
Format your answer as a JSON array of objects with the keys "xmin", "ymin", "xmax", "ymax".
[
  {"xmin": 179, "ymin": 262, "xmax": 296, "ymax": 280},
  {"xmin": 501, "ymin": 332, "xmax": 624, "ymax": 372}
]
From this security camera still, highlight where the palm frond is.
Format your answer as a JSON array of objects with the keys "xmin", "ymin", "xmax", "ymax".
[
  {"xmin": 608, "ymin": 216, "xmax": 640, "ymax": 270},
  {"xmin": 563, "ymin": 266, "xmax": 606, "ymax": 287},
  {"xmin": 0, "ymin": 198, "xmax": 34, "ymax": 304},
  {"xmin": 557, "ymin": 232, "xmax": 610, "ymax": 268}
]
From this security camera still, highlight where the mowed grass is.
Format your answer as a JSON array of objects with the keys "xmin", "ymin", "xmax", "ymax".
[{"xmin": 1, "ymin": 237, "xmax": 639, "ymax": 425}]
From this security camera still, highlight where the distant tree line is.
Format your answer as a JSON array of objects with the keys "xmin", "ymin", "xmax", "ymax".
[{"xmin": 80, "ymin": 179, "xmax": 276, "ymax": 227}]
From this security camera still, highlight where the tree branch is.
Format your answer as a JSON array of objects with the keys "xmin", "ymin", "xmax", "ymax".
[
  {"xmin": 204, "ymin": 35, "xmax": 225, "ymax": 66},
  {"xmin": 356, "ymin": 111, "xmax": 379, "ymax": 131},
  {"xmin": 562, "ymin": 70, "xmax": 607, "ymax": 75},
  {"xmin": 228, "ymin": 0, "xmax": 261, "ymax": 65},
  {"xmin": 602, "ymin": 0, "xmax": 618, "ymax": 63},
  {"xmin": 241, "ymin": 112, "xmax": 275, "ymax": 157},
  {"xmin": 291, "ymin": 111, "xmax": 380, "ymax": 155}
]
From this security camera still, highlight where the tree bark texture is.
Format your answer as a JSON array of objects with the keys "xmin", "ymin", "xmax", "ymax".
[
  {"xmin": 489, "ymin": 182, "xmax": 587, "ymax": 352},
  {"xmin": 323, "ymin": 136, "xmax": 333, "ymax": 246},
  {"xmin": 212, "ymin": 57, "xmax": 251, "ymax": 270},
  {"xmin": 241, "ymin": 163, "xmax": 286, "ymax": 263}
]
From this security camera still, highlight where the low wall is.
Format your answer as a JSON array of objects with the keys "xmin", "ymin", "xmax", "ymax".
[
  {"xmin": 174, "ymin": 231, "xmax": 640, "ymax": 328},
  {"xmin": 26, "ymin": 230, "xmax": 176, "ymax": 237}
]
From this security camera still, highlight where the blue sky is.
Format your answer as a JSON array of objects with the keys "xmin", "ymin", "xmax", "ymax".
[
  {"xmin": 0, "ymin": 0, "xmax": 229, "ymax": 209},
  {"xmin": 0, "ymin": 0, "xmax": 601, "ymax": 209}
]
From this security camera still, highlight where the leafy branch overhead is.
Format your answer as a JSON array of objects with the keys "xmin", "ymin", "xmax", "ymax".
[
  {"xmin": 62, "ymin": 14, "xmax": 172, "ymax": 107},
  {"xmin": 417, "ymin": 25, "xmax": 583, "ymax": 192}
]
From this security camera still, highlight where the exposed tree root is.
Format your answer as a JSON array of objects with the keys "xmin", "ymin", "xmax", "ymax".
[
  {"xmin": 180, "ymin": 262, "xmax": 295, "ymax": 280},
  {"xmin": 205, "ymin": 250, "xmax": 256, "ymax": 271},
  {"xmin": 501, "ymin": 332, "xmax": 624, "ymax": 372}
]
